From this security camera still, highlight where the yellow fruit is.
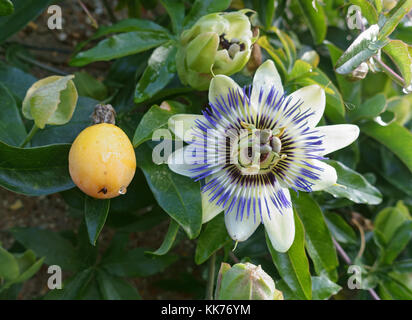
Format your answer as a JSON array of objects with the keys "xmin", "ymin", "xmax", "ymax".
[{"xmin": 69, "ymin": 123, "xmax": 136, "ymax": 199}]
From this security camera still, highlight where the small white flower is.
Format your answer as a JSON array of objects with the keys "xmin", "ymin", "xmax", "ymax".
[{"xmin": 167, "ymin": 60, "xmax": 359, "ymax": 252}]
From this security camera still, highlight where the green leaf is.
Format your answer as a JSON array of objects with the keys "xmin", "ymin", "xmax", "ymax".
[
  {"xmin": 383, "ymin": 40, "xmax": 412, "ymax": 87},
  {"xmin": 22, "ymin": 75, "xmax": 78, "ymax": 129},
  {"xmin": 135, "ymin": 43, "xmax": 177, "ymax": 103},
  {"xmin": 263, "ymin": 0, "xmax": 276, "ymax": 30},
  {"xmin": 387, "ymin": 96, "xmax": 412, "ymax": 125},
  {"xmin": 0, "ymin": 0, "xmax": 13, "ymax": 16},
  {"xmin": 379, "ymin": 273, "xmax": 412, "ymax": 299},
  {"xmin": 270, "ymin": 26, "xmax": 297, "ymax": 69},
  {"xmin": 391, "ymin": 259, "xmax": 412, "ymax": 273},
  {"xmin": 324, "ymin": 160, "xmax": 383, "ymax": 205},
  {"xmin": 11, "ymin": 227, "xmax": 82, "ymax": 271},
  {"xmin": 183, "ymin": 0, "xmax": 231, "ymax": 28},
  {"xmin": 325, "ymin": 41, "xmax": 361, "ymax": 107},
  {"xmin": 375, "ymin": 201, "xmax": 411, "ymax": 244},
  {"xmin": 136, "ymin": 143, "xmax": 202, "ymax": 239},
  {"xmin": 72, "ymin": 72, "xmax": 108, "ymax": 101},
  {"xmin": 380, "ymin": 221, "xmax": 412, "ymax": 265},
  {"xmin": 312, "ymin": 275, "xmax": 342, "ymax": 300},
  {"xmin": 133, "ymin": 101, "xmax": 186, "ymax": 148},
  {"xmin": 70, "ymin": 31, "xmax": 170, "ymax": 67},
  {"xmin": 0, "ymin": 0, "xmax": 54, "ymax": 44},
  {"xmin": 360, "ymin": 139, "xmax": 412, "ymax": 196},
  {"xmin": 13, "ymin": 251, "xmax": 44, "ymax": 284},
  {"xmin": 360, "ymin": 121, "xmax": 412, "ymax": 172},
  {"xmin": 96, "ymin": 270, "xmax": 140, "ymax": 300},
  {"xmin": 374, "ymin": 0, "xmax": 383, "ymax": 13},
  {"xmin": 349, "ymin": 93, "xmax": 387, "ymax": 121},
  {"xmin": 74, "ymin": 18, "xmax": 170, "ymax": 53},
  {"xmin": 335, "ymin": 25, "xmax": 385, "ymax": 75},
  {"xmin": 292, "ymin": 193, "xmax": 339, "ymax": 282},
  {"xmin": 195, "ymin": 214, "xmax": 231, "ymax": 265},
  {"xmin": 146, "ymin": 219, "xmax": 179, "ymax": 256},
  {"xmin": 0, "ymin": 83, "xmax": 26, "ymax": 146},
  {"xmin": 257, "ymin": 36, "xmax": 288, "ymax": 78},
  {"xmin": 324, "ymin": 212, "xmax": 357, "ymax": 245},
  {"xmin": 0, "ymin": 141, "xmax": 74, "ymax": 196},
  {"xmin": 296, "ymin": 0, "xmax": 327, "ymax": 44},
  {"xmin": 84, "ymin": 197, "xmax": 110, "ymax": 246},
  {"xmin": 349, "ymin": 0, "xmax": 378, "ymax": 24},
  {"xmin": 0, "ymin": 247, "xmax": 19, "ymax": 281},
  {"xmin": 266, "ymin": 211, "xmax": 312, "ymax": 300},
  {"xmin": 102, "ymin": 247, "xmax": 177, "ymax": 277},
  {"xmin": 288, "ymin": 60, "xmax": 312, "ymax": 82},
  {"xmin": 378, "ymin": 0, "xmax": 412, "ymax": 40},
  {"xmin": 0, "ymin": 61, "xmax": 36, "ymax": 101},
  {"xmin": 160, "ymin": 0, "xmax": 185, "ymax": 34}
]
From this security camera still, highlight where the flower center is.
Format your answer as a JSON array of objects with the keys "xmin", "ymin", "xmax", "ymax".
[
  {"xmin": 219, "ymin": 33, "xmax": 246, "ymax": 59},
  {"xmin": 236, "ymin": 122, "xmax": 287, "ymax": 175}
]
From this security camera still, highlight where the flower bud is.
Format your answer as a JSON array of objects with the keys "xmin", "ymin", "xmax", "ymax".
[
  {"xmin": 301, "ymin": 50, "xmax": 320, "ymax": 68},
  {"xmin": 22, "ymin": 75, "xmax": 78, "ymax": 129},
  {"xmin": 176, "ymin": 10, "xmax": 258, "ymax": 90},
  {"xmin": 383, "ymin": 0, "xmax": 397, "ymax": 11},
  {"xmin": 215, "ymin": 262, "xmax": 283, "ymax": 300},
  {"xmin": 345, "ymin": 62, "xmax": 369, "ymax": 81}
]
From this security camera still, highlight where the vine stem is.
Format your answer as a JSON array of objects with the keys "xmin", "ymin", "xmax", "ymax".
[
  {"xmin": 206, "ymin": 253, "xmax": 216, "ymax": 300},
  {"xmin": 332, "ymin": 238, "xmax": 381, "ymax": 300},
  {"xmin": 373, "ymin": 56, "xmax": 406, "ymax": 88},
  {"xmin": 78, "ymin": 0, "xmax": 98, "ymax": 28},
  {"xmin": 20, "ymin": 124, "xmax": 39, "ymax": 148}
]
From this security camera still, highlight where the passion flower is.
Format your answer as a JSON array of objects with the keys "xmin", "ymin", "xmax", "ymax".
[{"xmin": 167, "ymin": 60, "xmax": 359, "ymax": 252}]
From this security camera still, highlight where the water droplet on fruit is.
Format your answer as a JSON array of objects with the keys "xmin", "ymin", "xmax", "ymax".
[{"xmin": 119, "ymin": 186, "xmax": 127, "ymax": 195}]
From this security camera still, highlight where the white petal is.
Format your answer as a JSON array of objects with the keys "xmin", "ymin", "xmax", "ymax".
[
  {"xmin": 317, "ymin": 124, "xmax": 359, "ymax": 155},
  {"xmin": 167, "ymin": 145, "xmax": 203, "ymax": 178},
  {"xmin": 225, "ymin": 208, "xmax": 261, "ymax": 242},
  {"xmin": 251, "ymin": 60, "xmax": 284, "ymax": 112},
  {"xmin": 202, "ymin": 176, "xmax": 224, "ymax": 223},
  {"xmin": 309, "ymin": 160, "xmax": 338, "ymax": 191},
  {"xmin": 209, "ymin": 75, "xmax": 242, "ymax": 106},
  {"xmin": 287, "ymin": 85, "xmax": 325, "ymax": 128},
  {"xmin": 168, "ymin": 114, "xmax": 205, "ymax": 142},
  {"xmin": 261, "ymin": 188, "xmax": 295, "ymax": 253}
]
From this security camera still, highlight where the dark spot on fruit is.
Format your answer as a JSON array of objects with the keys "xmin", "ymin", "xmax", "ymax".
[
  {"xmin": 104, "ymin": 171, "xmax": 107, "ymax": 175},
  {"xmin": 98, "ymin": 187, "xmax": 108, "ymax": 194}
]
